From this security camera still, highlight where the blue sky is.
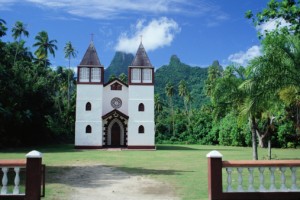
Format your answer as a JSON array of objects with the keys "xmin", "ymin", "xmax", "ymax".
[{"xmin": 1, "ymin": 0, "xmax": 272, "ymax": 70}]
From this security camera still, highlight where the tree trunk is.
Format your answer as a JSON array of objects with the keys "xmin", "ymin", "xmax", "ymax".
[
  {"xmin": 250, "ymin": 116, "xmax": 258, "ymax": 160},
  {"xmin": 169, "ymin": 97, "xmax": 175, "ymax": 136},
  {"xmin": 257, "ymin": 132, "xmax": 266, "ymax": 148},
  {"xmin": 268, "ymin": 139, "xmax": 271, "ymax": 160}
]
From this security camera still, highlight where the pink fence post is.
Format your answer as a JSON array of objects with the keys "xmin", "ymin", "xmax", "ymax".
[
  {"xmin": 25, "ymin": 150, "xmax": 42, "ymax": 200},
  {"xmin": 207, "ymin": 150, "xmax": 223, "ymax": 200}
]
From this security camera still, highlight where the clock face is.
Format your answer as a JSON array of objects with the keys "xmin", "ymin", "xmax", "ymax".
[{"xmin": 111, "ymin": 97, "xmax": 122, "ymax": 109}]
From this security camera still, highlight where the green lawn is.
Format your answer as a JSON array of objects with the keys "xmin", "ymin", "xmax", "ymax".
[{"xmin": 1, "ymin": 144, "xmax": 300, "ymax": 200}]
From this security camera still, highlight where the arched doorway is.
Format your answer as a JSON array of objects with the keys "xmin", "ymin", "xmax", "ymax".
[
  {"xmin": 111, "ymin": 122, "xmax": 121, "ymax": 146},
  {"xmin": 106, "ymin": 118, "xmax": 126, "ymax": 147},
  {"xmin": 102, "ymin": 110, "xmax": 128, "ymax": 148}
]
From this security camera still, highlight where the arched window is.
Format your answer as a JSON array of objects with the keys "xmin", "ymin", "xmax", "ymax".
[
  {"xmin": 86, "ymin": 102, "xmax": 91, "ymax": 111},
  {"xmin": 138, "ymin": 125, "xmax": 144, "ymax": 134},
  {"xmin": 86, "ymin": 125, "xmax": 92, "ymax": 133},
  {"xmin": 138, "ymin": 103, "xmax": 144, "ymax": 112}
]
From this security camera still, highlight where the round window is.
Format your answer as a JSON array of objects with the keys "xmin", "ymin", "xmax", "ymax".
[{"xmin": 111, "ymin": 97, "xmax": 122, "ymax": 109}]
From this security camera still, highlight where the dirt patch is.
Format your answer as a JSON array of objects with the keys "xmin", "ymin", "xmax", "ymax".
[{"xmin": 58, "ymin": 164, "xmax": 180, "ymax": 200}]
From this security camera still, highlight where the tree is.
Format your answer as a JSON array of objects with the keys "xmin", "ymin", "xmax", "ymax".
[
  {"xmin": 64, "ymin": 41, "xmax": 77, "ymax": 109},
  {"xmin": 12, "ymin": 21, "xmax": 29, "ymax": 66},
  {"xmin": 246, "ymin": 0, "xmax": 300, "ymax": 37},
  {"xmin": 0, "ymin": 19, "xmax": 7, "ymax": 37},
  {"xmin": 154, "ymin": 94, "xmax": 164, "ymax": 113},
  {"xmin": 178, "ymin": 80, "xmax": 190, "ymax": 124},
  {"xmin": 33, "ymin": 31, "xmax": 57, "ymax": 67},
  {"xmin": 165, "ymin": 82, "xmax": 175, "ymax": 136},
  {"xmin": 118, "ymin": 73, "xmax": 127, "ymax": 83}
]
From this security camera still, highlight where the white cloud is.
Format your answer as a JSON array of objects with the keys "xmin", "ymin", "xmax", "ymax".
[
  {"xmin": 0, "ymin": 0, "xmax": 17, "ymax": 10},
  {"xmin": 1, "ymin": 0, "xmax": 228, "ymax": 22},
  {"xmin": 23, "ymin": 0, "xmax": 207, "ymax": 19},
  {"xmin": 257, "ymin": 18, "xmax": 290, "ymax": 35},
  {"xmin": 115, "ymin": 17, "xmax": 180, "ymax": 53},
  {"xmin": 228, "ymin": 45, "xmax": 262, "ymax": 66}
]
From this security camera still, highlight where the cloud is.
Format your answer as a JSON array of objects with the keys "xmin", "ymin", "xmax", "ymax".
[
  {"xmin": 257, "ymin": 18, "xmax": 290, "ymax": 35},
  {"xmin": 0, "ymin": 0, "xmax": 17, "ymax": 10},
  {"xmin": 1, "ymin": 0, "xmax": 228, "ymax": 22},
  {"xmin": 228, "ymin": 45, "xmax": 262, "ymax": 66},
  {"xmin": 115, "ymin": 17, "xmax": 180, "ymax": 53}
]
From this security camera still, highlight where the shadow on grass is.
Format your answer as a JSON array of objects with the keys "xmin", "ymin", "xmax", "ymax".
[
  {"xmin": 46, "ymin": 164, "xmax": 193, "ymax": 189},
  {"xmin": 157, "ymin": 145, "xmax": 201, "ymax": 151},
  {"xmin": 0, "ymin": 144, "xmax": 76, "ymax": 154},
  {"xmin": 157, "ymin": 145, "xmax": 238, "ymax": 152}
]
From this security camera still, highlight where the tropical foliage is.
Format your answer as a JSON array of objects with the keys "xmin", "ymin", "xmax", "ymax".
[{"xmin": 0, "ymin": 21, "xmax": 75, "ymax": 147}]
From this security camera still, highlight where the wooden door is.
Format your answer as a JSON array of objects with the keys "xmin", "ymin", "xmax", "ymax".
[{"xmin": 111, "ymin": 122, "xmax": 120, "ymax": 146}]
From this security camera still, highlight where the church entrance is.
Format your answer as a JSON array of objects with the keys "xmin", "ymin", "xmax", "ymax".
[
  {"xmin": 102, "ymin": 109, "xmax": 128, "ymax": 148},
  {"xmin": 111, "ymin": 122, "xmax": 121, "ymax": 146}
]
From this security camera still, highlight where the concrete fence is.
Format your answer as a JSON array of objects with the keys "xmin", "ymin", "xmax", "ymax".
[
  {"xmin": 0, "ymin": 150, "xmax": 45, "ymax": 200},
  {"xmin": 207, "ymin": 150, "xmax": 300, "ymax": 200}
]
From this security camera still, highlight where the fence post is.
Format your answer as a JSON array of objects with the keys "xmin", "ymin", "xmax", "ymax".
[
  {"xmin": 25, "ymin": 150, "xmax": 42, "ymax": 200},
  {"xmin": 207, "ymin": 150, "xmax": 223, "ymax": 200}
]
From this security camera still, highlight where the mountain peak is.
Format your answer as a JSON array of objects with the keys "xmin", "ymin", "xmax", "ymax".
[
  {"xmin": 104, "ymin": 51, "xmax": 134, "ymax": 83},
  {"xmin": 169, "ymin": 55, "xmax": 181, "ymax": 66}
]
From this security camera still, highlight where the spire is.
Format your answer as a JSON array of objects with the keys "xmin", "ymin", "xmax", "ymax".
[
  {"xmin": 79, "ymin": 41, "xmax": 102, "ymax": 66},
  {"xmin": 131, "ymin": 42, "xmax": 152, "ymax": 67}
]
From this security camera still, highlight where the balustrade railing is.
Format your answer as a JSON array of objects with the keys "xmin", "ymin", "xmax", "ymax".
[
  {"xmin": 207, "ymin": 150, "xmax": 300, "ymax": 200},
  {"xmin": 0, "ymin": 160, "xmax": 26, "ymax": 195},
  {"xmin": 0, "ymin": 150, "xmax": 45, "ymax": 200}
]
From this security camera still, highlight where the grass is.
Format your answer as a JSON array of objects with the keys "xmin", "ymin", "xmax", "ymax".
[{"xmin": 1, "ymin": 144, "xmax": 300, "ymax": 200}]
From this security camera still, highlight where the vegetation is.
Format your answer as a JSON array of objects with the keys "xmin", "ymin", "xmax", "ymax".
[
  {"xmin": 0, "ymin": 21, "xmax": 75, "ymax": 147},
  {"xmin": 104, "ymin": 51, "xmax": 134, "ymax": 83}
]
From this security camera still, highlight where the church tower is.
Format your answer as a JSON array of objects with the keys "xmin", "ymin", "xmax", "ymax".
[
  {"xmin": 75, "ymin": 42, "xmax": 104, "ymax": 148},
  {"xmin": 127, "ymin": 42, "xmax": 155, "ymax": 149}
]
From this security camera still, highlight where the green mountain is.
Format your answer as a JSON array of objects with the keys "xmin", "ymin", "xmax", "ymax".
[
  {"xmin": 104, "ymin": 52, "xmax": 211, "ymax": 108},
  {"xmin": 155, "ymin": 55, "xmax": 209, "ymax": 108},
  {"xmin": 104, "ymin": 51, "xmax": 134, "ymax": 83}
]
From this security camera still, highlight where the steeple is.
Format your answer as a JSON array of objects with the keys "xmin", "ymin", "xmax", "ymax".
[
  {"xmin": 80, "ymin": 41, "xmax": 102, "ymax": 66},
  {"xmin": 128, "ymin": 42, "xmax": 154, "ymax": 85},
  {"xmin": 77, "ymin": 41, "xmax": 104, "ymax": 84},
  {"xmin": 131, "ymin": 42, "xmax": 152, "ymax": 67}
]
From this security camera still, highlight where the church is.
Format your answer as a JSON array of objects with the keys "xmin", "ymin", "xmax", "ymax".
[{"xmin": 74, "ymin": 41, "xmax": 155, "ymax": 149}]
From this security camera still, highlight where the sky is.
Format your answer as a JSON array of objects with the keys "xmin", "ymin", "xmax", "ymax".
[{"xmin": 1, "ymin": 0, "xmax": 273, "ymax": 70}]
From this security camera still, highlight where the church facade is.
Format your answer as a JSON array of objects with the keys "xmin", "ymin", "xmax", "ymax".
[{"xmin": 75, "ymin": 42, "xmax": 155, "ymax": 149}]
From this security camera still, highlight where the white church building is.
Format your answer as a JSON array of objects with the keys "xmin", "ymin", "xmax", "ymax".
[{"xmin": 75, "ymin": 41, "xmax": 155, "ymax": 149}]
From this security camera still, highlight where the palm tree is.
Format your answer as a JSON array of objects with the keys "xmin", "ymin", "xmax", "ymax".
[
  {"xmin": 64, "ymin": 41, "xmax": 77, "ymax": 109},
  {"xmin": 33, "ymin": 31, "xmax": 57, "ymax": 67},
  {"xmin": 154, "ymin": 94, "xmax": 164, "ymax": 113},
  {"xmin": 165, "ymin": 82, "xmax": 175, "ymax": 136},
  {"xmin": 0, "ymin": 19, "xmax": 7, "ymax": 37},
  {"xmin": 12, "ymin": 21, "xmax": 29, "ymax": 66},
  {"xmin": 178, "ymin": 80, "xmax": 190, "ymax": 124}
]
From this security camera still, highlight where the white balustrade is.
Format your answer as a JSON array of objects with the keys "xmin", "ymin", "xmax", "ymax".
[
  {"xmin": 224, "ymin": 165, "xmax": 300, "ymax": 193},
  {"xmin": 248, "ymin": 167, "xmax": 255, "ymax": 192},
  {"xmin": 291, "ymin": 167, "xmax": 298, "ymax": 191},
  {"xmin": 237, "ymin": 168, "xmax": 244, "ymax": 192},
  {"xmin": 269, "ymin": 167, "xmax": 276, "ymax": 191},
  {"xmin": 13, "ymin": 167, "xmax": 20, "ymax": 194},
  {"xmin": 280, "ymin": 167, "xmax": 287, "ymax": 191},
  {"xmin": 259, "ymin": 167, "xmax": 266, "ymax": 191},
  {"xmin": 0, "ymin": 166, "xmax": 24, "ymax": 195},
  {"xmin": 1, "ymin": 167, "xmax": 8, "ymax": 194},
  {"xmin": 226, "ymin": 167, "xmax": 233, "ymax": 192}
]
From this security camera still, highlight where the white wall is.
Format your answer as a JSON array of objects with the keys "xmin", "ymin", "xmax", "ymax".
[
  {"xmin": 75, "ymin": 84, "xmax": 103, "ymax": 146},
  {"xmin": 128, "ymin": 85, "xmax": 155, "ymax": 146},
  {"xmin": 75, "ymin": 121, "xmax": 103, "ymax": 146},
  {"xmin": 103, "ymin": 81, "xmax": 128, "ymax": 116}
]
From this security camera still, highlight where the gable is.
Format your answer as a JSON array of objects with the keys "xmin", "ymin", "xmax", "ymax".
[{"xmin": 104, "ymin": 78, "xmax": 128, "ymax": 89}]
